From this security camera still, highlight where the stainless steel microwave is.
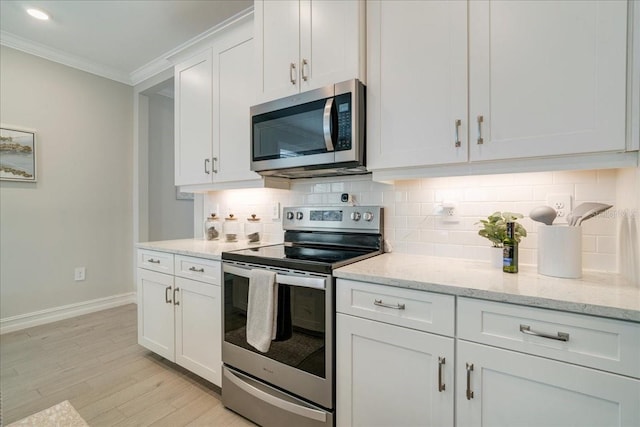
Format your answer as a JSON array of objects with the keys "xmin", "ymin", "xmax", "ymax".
[{"xmin": 250, "ymin": 79, "xmax": 366, "ymax": 179}]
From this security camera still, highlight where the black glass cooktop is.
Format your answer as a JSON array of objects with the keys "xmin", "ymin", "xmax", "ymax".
[{"xmin": 222, "ymin": 243, "xmax": 381, "ymax": 274}]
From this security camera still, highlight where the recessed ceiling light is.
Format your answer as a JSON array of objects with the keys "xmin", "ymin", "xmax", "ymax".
[{"xmin": 27, "ymin": 8, "xmax": 50, "ymax": 21}]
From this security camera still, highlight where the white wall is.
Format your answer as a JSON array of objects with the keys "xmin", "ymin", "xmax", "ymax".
[
  {"xmin": 202, "ymin": 168, "xmax": 638, "ymax": 275},
  {"xmin": 0, "ymin": 46, "xmax": 134, "ymax": 319},
  {"xmin": 148, "ymin": 92, "xmax": 193, "ymax": 240}
]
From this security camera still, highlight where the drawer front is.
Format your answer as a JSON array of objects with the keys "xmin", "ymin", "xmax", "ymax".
[
  {"xmin": 138, "ymin": 249, "xmax": 174, "ymax": 274},
  {"xmin": 458, "ymin": 297, "xmax": 640, "ymax": 378},
  {"xmin": 336, "ymin": 279, "xmax": 455, "ymax": 336},
  {"xmin": 174, "ymin": 255, "xmax": 220, "ymax": 285}
]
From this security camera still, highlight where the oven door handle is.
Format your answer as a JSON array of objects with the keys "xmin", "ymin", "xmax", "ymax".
[
  {"xmin": 224, "ymin": 368, "xmax": 327, "ymax": 422},
  {"xmin": 224, "ymin": 264, "xmax": 326, "ymax": 290},
  {"xmin": 275, "ymin": 274, "xmax": 325, "ymax": 290}
]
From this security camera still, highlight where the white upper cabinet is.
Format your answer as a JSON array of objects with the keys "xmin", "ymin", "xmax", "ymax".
[
  {"xmin": 174, "ymin": 16, "xmax": 264, "ymax": 189},
  {"xmin": 213, "ymin": 37, "xmax": 261, "ymax": 184},
  {"xmin": 469, "ymin": 0, "xmax": 628, "ymax": 161},
  {"xmin": 368, "ymin": 0, "xmax": 634, "ymax": 179},
  {"xmin": 255, "ymin": 0, "xmax": 365, "ymax": 103},
  {"xmin": 367, "ymin": 0, "xmax": 468, "ymax": 169},
  {"xmin": 175, "ymin": 50, "xmax": 213, "ymax": 186}
]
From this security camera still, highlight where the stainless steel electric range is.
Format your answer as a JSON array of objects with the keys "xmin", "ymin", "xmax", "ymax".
[{"xmin": 221, "ymin": 206, "xmax": 383, "ymax": 427}]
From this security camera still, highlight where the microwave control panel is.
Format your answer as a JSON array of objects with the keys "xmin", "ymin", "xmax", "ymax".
[{"xmin": 335, "ymin": 93, "xmax": 352, "ymax": 151}]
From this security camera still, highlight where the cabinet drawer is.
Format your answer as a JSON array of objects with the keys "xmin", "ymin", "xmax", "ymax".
[
  {"xmin": 174, "ymin": 255, "xmax": 220, "ymax": 285},
  {"xmin": 458, "ymin": 297, "xmax": 640, "ymax": 378},
  {"xmin": 138, "ymin": 249, "xmax": 174, "ymax": 274},
  {"xmin": 336, "ymin": 279, "xmax": 455, "ymax": 336}
]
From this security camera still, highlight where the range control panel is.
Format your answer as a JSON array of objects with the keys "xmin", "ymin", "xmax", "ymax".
[{"xmin": 283, "ymin": 206, "xmax": 383, "ymax": 233}]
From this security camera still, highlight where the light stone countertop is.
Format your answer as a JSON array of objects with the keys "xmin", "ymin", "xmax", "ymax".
[
  {"xmin": 334, "ymin": 253, "xmax": 640, "ymax": 322},
  {"xmin": 136, "ymin": 238, "xmax": 278, "ymax": 261}
]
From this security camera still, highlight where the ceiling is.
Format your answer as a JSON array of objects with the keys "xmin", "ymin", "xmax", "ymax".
[{"xmin": 0, "ymin": 0, "xmax": 253, "ymax": 85}]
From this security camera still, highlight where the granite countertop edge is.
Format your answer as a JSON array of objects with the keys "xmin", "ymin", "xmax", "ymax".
[
  {"xmin": 136, "ymin": 239, "xmax": 276, "ymax": 261},
  {"xmin": 334, "ymin": 253, "xmax": 640, "ymax": 323},
  {"xmin": 335, "ymin": 270, "xmax": 639, "ymax": 322}
]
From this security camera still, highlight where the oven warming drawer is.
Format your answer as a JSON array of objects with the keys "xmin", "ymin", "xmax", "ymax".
[{"xmin": 222, "ymin": 366, "xmax": 334, "ymax": 427}]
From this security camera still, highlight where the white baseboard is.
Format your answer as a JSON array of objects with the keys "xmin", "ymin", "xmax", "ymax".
[{"xmin": 0, "ymin": 292, "xmax": 137, "ymax": 335}]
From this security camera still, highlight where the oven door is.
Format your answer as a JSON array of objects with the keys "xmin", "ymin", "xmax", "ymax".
[{"xmin": 222, "ymin": 262, "xmax": 334, "ymax": 410}]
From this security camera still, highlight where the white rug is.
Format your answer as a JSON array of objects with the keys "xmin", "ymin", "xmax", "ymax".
[{"xmin": 7, "ymin": 400, "xmax": 88, "ymax": 427}]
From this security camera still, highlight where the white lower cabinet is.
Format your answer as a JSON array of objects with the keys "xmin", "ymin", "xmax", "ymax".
[
  {"xmin": 336, "ymin": 281, "xmax": 640, "ymax": 427},
  {"xmin": 137, "ymin": 250, "xmax": 222, "ymax": 386},
  {"xmin": 456, "ymin": 340, "xmax": 640, "ymax": 427},
  {"xmin": 138, "ymin": 268, "xmax": 175, "ymax": 360},
  {"xmin": 457, "ymin": 297, "xmax": 640, "ymax": 427},
  {"xmin": 336, "ymin": 314, "xmax": 454, "ymax": 427},
  {"xmin": 336, "ymin": 279, "xmax": 455, "ymax": 427}
]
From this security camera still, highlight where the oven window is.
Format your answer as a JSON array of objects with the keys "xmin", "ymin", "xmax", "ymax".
[
  {"xmin": 253, "ymin": 99, "xmax": 330, "ymax": 161},
  {"xmin": 224, "ymin": 272, "xmax": 326, "ymax": 379}
]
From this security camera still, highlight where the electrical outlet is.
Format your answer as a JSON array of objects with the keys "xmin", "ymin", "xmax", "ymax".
[
  {"xmin": 547, "ymin": 194, "xmax": 572, "ymax": 224},
  {"xmin": 440, "ymin": 201, "xmax": 460, "ymax": 223},
  {"xmin": 272, "ymin": 202, "xmax": 280, "ymax": 220},
  {"xmin": 74, "ymin": 267, "xmax": 86, "ymax": 281}
]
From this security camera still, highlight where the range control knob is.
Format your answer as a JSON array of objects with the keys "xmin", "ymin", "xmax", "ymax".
[
  {"xmin": 296, "ymin": 211, "xmax": 304, "ymax": 220},
  {"xmin": 286, "ymin": 211, "xmax": 294, "ymax": 220},
  {"xmin": 363, "ymin": 212, "xmax": 374, "ymax": 222},
  {"xmin": 350, "ymin": 212, "xmax": 361, "ymax": 221}
]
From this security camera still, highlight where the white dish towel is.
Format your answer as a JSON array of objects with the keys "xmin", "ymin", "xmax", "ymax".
[{"xmin": 246, "ymin": 269, "xmax": 278, "ymax": 353}]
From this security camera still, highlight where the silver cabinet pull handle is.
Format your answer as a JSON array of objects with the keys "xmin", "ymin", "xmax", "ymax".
[
  {"xmin": 373, "ymin": 299, "xmax": 405, "ymax": 310},
  {"xmin": 165, "ymin": 286, "xmax": 172, "ymax": 304},
  {"xmin": 301, "ymin": 59, "xmax": 309, "ymax": 81},
  {"xmin": 189, "ymin": 266, "xmax": 205, "ymax": 273},
  {"xmin": 438, "ymin": 357, "xmax": 446, "ymax": 392},
  {"xmin": 466, "ymin": 363, "xmax": 474, "ymax": 400},
  {"xmin": 454, "ymin": 119, "xmax": 461, "ymax": 148},
  {"xmin": 173, "ymin": 288, "xmax": 180, "ymax": 306},
  {"xmin": 204, "ymin": 158, "xmax": 210, "ymax": 174},
  {"xmin": 476, "ymin": 115, "xmax": 484, "ymax": 144},
  {"xmin": 520, "ymin": 324, "xmax": 570, "ymax": 342},
  {"xmin": 212, "ymin": 157, "xmax": 218, "ymax": 173},
  {"xmin": 147, "ymin": 258, "xmax": 160, "ymax": 264},
  {"xmin": 290, "ymin": 63, "xmax": 297, "ymax": 85}
]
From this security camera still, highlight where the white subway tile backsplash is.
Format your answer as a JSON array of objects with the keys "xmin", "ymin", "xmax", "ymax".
[
  {"xmin": 203, "ymin": 169, "xmax": 625, "ymax": 273},
  {"xmin": 532, "ymin": 184, "xmax": 575, "ymax": 200},
  {"xmin": 596, "ymin": 236, "xmax": 617, "ymax": 254},
  {"xmin": 496, "ymin": 186, "xmax": 534, "ymax": 202},
  {"xmin": 580, "ymin": 235, "xmax": 596, "ymax": 253},
  {"xmin": 574, "ymin": 183, "xmax": 617, "ymax": 202},
  {"xmin": 552, "ymin": 170, "xmax": 597, "ymax": 184}
]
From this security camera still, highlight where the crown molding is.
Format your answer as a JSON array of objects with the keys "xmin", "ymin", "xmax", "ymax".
[
  {"xmin": 1, "ymin": 6, "xmax": 254, "ymax": 87},
  {"xmin": 0, "ymin": 30, "xmax": 131, "ymax": 85}
]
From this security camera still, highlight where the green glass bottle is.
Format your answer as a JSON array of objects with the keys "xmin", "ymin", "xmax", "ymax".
[{"xmin": 503, "ymin": 221, "xmax": 518, "ymax": 273}]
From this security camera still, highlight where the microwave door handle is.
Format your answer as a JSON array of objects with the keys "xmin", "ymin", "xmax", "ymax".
[{"xmin": 323, "ymin": 98, "xmax": 335, "ymax": 152}]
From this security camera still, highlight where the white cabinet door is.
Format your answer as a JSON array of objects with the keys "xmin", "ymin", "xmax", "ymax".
[
  {"xmin": 137, "ymin": 268, "xmax": 175, "ymax": 361},
  {"xmin": 336, "ymin": 313, "xmax": 454, "ymax": 427},
  {"xmin": 255, "ymin": 0, "xmax": 364, "ymax": 103},
  {"xmin": 255, "ymin": 0, "xmax": 300, "ymax": 101},
  {"xmin": 174, "ymin": 49, "xmax": 214, "ymax": 186},
  {"xmin": 299, "ymin": 0, "xmax": 364, "ymax": 93},
  {"xmin": 367, "ymin": 0, "xmax": 468, "ymax": 170},
  {"xmin": 214, "ymin": 37, "xmax": 261, "ymax": 183},
  {"xmin": 174, "ymin": 277, "xmax": 222, "ymax": 386},
  {"xmin": 469, "ymin": 0, "xmax": 628, "ymax": 161},
  {"xmin": 456, "ymin": 340, "xmax": 640, "ymax": 427}
]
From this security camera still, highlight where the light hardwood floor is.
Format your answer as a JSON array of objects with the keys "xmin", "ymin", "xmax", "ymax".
[{"xmin": 0, "ymin": 304, "xmax": 255, "ymax": 426}]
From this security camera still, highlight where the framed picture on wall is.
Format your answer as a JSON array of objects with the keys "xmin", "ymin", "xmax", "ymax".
[{"xmin": 0, "ymin": 126, "xmax": 37, "ymax": 182}]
